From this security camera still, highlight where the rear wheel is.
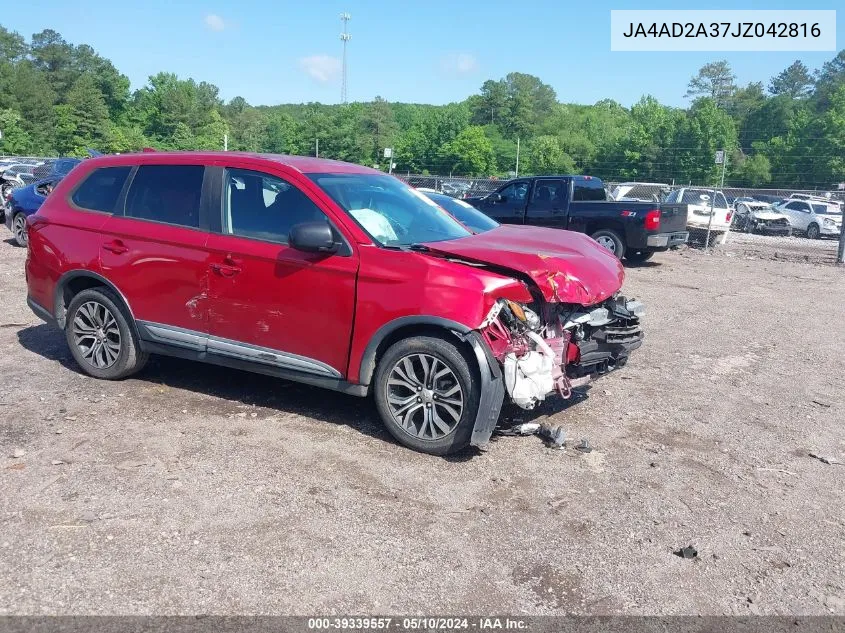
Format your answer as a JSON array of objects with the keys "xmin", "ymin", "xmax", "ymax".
[
  {"xmin": 12, "ymin": 213, "xmax": 27, "ymax": 247},
  {"xmin": 591, "ymin": 229, "xmax": 625, "ymax": 260},
  {"xmin": 65, "ymin": 287, "xmax": 148, "ymax": 380},
  {"xmin": 806, "ymin": 223, "xmax": 820, "ymax": 239},
  {"xmin": 374, "ymin": 335, "xmax": 480, "ymax": 455},
  {"xmin": 625, "ymin": 250, "xmax": 654, "ymax": 264}
]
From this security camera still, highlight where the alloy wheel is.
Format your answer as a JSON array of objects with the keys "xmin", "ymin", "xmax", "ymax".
[
  {"xmin": 386, "ymin": 353, "xmax": 464, "ymax": 440},
  {"xmin": 595, "ymin": 235, "xmax": 617, "ymax": 253},
  {"xmin": 72, "ymin": 301, "xmax": 122, "ymax": 369},
  {"xmin": 12, "ymin": 214, "xmax": 27, "ymax": 246}
]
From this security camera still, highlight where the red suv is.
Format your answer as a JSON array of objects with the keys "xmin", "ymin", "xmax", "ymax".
[{"xmin": 25, "ymin": 152, "xmax": 644, "ymax": 455}]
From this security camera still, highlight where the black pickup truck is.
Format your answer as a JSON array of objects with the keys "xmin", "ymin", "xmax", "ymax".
[{"xmin": 465, "ymin": 175, "xmax": 688, "ymax": 262}]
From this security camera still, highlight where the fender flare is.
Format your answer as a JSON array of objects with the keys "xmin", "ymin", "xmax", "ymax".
[
  {"xmin": 53, "ymin": 270, "xmax": 139, "ymax": 335},
  {"xmin": 357, "ymin": 316, "xmax": 472, "ymax": 387}
]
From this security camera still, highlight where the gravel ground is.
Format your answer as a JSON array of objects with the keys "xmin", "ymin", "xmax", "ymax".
[{"xmin": 0, "ymin": 232, "xmax": 843, "ymax": 616}]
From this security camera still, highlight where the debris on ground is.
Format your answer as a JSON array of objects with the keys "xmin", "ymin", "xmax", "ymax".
[
  {"xmin": 809, "ymin": 453, "xmax": 844, "ymax": 466},
  {"xmin": 674, "ymin": 545, "xmax": 698, "ymax": 559},
  {"xmin": 575, "ymin": 439, "xmax": 593, "ymax": 453},
  {"xmin": 496, "ymin": 422, "xmax": 541, "ymax": 436},
  {"xmin": 50, "ymin": 460, "xmax": 65, "ymax": 466},
  {"xmin": 537, "ymin": 423, "xmax": 566, "ymax": 449},
  {"xmin": 11, "ymin": 449, "xmax": 25, "ymax": 459}
]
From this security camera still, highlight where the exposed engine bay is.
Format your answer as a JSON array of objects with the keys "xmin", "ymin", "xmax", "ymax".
[{"xmin": 479, "ymin": 295, "xmax": 644, "ymax": 410}]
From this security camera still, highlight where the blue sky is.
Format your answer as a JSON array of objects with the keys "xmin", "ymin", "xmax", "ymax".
[{"xmin": 5, "ymin": 0, "xmax": 843, "ymax": 108}]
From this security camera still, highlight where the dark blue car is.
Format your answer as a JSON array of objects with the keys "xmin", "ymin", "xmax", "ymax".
[
  {"xmin": 4, "ymin": 158, "xmax": 82, "ymax": 246},
  {"xmin": 5, "ymin": 179, "xmax": 57, "ymax": 247}
]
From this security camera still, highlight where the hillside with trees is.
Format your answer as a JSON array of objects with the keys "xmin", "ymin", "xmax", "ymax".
[{"xmin": 1, "ymin": 25, "xmax": 844, "ymax": 188}]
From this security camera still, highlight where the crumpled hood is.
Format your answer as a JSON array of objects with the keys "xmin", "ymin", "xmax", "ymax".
[
  {"xmin": 751, "ymin": 210, "xmax": 789, "ymax": 221},
  {"xmin": 420, "ymin": 225, "xmax": 624, "ymax": 305}
]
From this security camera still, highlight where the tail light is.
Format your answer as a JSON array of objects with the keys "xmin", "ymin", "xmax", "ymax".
[
  {"xmin": 726, "ymin": 210, "xmax": 734, "ymax": 223},
  {"xmin": 645, "ymin": 209, "xmax": 661, "ymax": 231}
]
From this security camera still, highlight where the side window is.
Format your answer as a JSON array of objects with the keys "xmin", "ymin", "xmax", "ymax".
[
  {"xmin": 71, "ymin": 166, "xmax": 132, "ymax": 213},
  {"xmin": 125, "ymin": 165, "xmax": 204, "ymax": 228},
  {"xmin": 715, "ymin": 193, "xmax": 728, "ymax": 209},
  {"xmin": 499, "ymin": 182, "xmax": 528, "ymax": 202},
  {"xmin": 572, "ymin": 179, "xmax": 606, "ymax": 201},
  {"xmin": 531, "ymin": 179, "xmax": 564, "ymax": 204},
  {"xmin": 665, "ymin": 190, "xmax": 679, "ymax": 203},
  {"xmin": 224, "ymin": 168, "xmax": 328, "ymax": 243}
]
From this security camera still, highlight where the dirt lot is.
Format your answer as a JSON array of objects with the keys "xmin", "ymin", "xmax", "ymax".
[{"xmin": 1, "ymin": 232, "xmax": 843, "ymax": 616}]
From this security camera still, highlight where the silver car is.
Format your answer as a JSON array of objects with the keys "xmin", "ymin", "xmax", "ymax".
[{"xmin": 774, "ymin": 199, "xmax": 842, "ymax": 239}]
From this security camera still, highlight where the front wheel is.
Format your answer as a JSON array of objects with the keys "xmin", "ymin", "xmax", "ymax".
[
  {"xmin": 806, "ymin": 223, "xmax": 820, "ymax": 239},
  {"xmin": 12, "ymin": 213, "xmax": 28, "ymax": 247},
  {"xmin": 591, "ymin": 229, "xmax": 626, "ymax": 260},
  {"xmin": 625, "ymin": 250, "xmax": 654, "ymax": 264},
  {"xmin": 374, "ymin": 335, "xmax": 480, "ymax": 455}
]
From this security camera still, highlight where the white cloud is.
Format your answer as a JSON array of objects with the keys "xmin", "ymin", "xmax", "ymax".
[
  {"xmin": 299, "ymin": 55, "xmax": 342, "ymax": 83},
  {"xmin": 204, "ymin": 14, "xmax": 226, "ymax": 32},
  {"xmin": 441, "ymin": 53, "xmax": 478, "ymax": 77}
]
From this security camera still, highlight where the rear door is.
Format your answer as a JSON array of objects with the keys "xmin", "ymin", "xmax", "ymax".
[
  {"xmin": 99, "ymin": 163, "xmax": 212, "ymax": 346},
  {"xmin": 203, "ymin": 166, "xmax": 358, "ymax": 378},
  {"xmin": 782, "ymin": 201, "xmax": 811, "ymax": 230},
  {"xmin": 478, "ymin": 180, "xmax": 530, "ymax": 224},
  {"xmin": 525, "ymin": 178, "xmax": 567, "ymax": 230}
]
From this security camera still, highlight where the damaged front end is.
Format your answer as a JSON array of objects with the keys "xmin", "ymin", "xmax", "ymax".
[{"xmin": 478, "ymin": 295, "xmax": 644, "ymax": 411}]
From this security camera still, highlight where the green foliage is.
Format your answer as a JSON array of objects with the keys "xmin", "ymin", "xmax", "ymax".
[{"xmin": 0, "ymin": 24, "xmax": 843, "ymax": 188}]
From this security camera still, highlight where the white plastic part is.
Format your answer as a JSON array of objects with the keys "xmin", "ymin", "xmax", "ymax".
[{"xmin": 503, "ymin": 331, "xmax": 557, "ymax": 410}]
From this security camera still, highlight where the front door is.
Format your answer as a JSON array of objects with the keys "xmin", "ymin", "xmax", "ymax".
[
  {"xmin": 204, "ymin": 167, "xmax": 358, "ymax": 378},
  {"xmin": 99, "ymin": 164, "xmax": 212, "ymax": 347},
  {"xmin": 480, "ymin": 181, "xmax": 530, "ymax": 224}
]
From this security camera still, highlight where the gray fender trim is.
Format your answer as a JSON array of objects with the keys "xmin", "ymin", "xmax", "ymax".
[
  {"xmin": 53, "ymin": 270, "xmax": 137, "ymax": 330},
  {"xmin": 357, "ymin": 316, "xmax": 472, "ymax": 387}
]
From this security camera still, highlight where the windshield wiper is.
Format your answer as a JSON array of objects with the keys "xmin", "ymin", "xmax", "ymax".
[{"xmin": 408, "ymin": 243, "xmax": 431, "ymax": 252}]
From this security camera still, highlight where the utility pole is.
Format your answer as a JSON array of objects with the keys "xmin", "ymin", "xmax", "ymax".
[
  {"xmin": 223, "ymin": 134, "xmax": 228, "ymax": 151},
  {"xmin": 340, "ymin": 13, "xmax": 351, "ymax": 104},
  {"xmin": 515, "ymin": 137, "xmax": 520, "ymax": 177},
  {"xmin": 315, "ymin": 138, "xmax": 319, "ymax": 158},
  {"xmin": 705, "ymin": 150, "xmax": 727, "ymax": 251},
  {"xmin": 837, "ymin": 212, "xmax": 845, "ymax": 264}
]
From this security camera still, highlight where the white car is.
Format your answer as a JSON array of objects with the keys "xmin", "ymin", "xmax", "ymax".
[
  {"xmin": 733, "ymin": 201, "xmax": 792, "ymax": 236},
  {"xmin": 665, "ymin": 187, "xmax": 733, "ymax": 245},
  {"xmin": 774, "ymin": 199, "xmax": 842, "ymax": 239}
]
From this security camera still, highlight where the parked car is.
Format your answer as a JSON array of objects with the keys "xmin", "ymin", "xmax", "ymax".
[
  {"xmin": 465, "ymin": 175, "xmax": 688, "ymax": 262},
  {"xmin": 0, "ymin": 164, "xmax": 38, "ymax": 199},
  {"xmin": 32, "ymin": 158, "xmax": 82, "ymax": 181},
  {"xmin": 608, "ymin": 182, "xmax": 670, "ymax": 203},
  {"xmin": 732, "ymin": 201, "xmax": 792, "ymax": 236},
  {"xmin": 417, "ymin": 188, "xmax": 499, "ymax": 234},
  {"xmin": 664, "ymin": 187, "xmax": 733, "ymax": 246},
  {"xmin": 751, "ymin": 194, "xmax": 787, "ymax": 205},
  {"xmin": 25, "ymin": 152, "xmax": 644, "ymax": 455},
  {"xmin": 4, "ymin": 178, "xmax": 57, "ymax": 246},
  {"xmin": 773, "ymin": 199, "xmax": 843, "ymax": 239}
]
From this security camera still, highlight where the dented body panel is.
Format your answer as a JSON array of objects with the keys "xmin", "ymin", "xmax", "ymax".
[{"xmin": 419, "ymin": 225, "xmax": 625, "ymax": 305}]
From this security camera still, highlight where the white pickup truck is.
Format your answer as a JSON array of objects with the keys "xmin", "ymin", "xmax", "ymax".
[{"xmin": 664, "ymin": 187, "xmax": 732, "ymax": 246}]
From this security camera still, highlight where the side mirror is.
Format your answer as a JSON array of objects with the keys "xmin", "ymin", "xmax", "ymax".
[
  {"xmin": 488, "ymin": 193, "xmax": 503, "ymax": 204},
  {"xmin": 289, "ymin": 222, "xmax": 339, "ymax": 254}
]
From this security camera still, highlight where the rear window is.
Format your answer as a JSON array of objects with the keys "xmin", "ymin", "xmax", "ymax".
[
  {"xmin": 124, "ymin": 165, "xmax": 204, "ymax": 228},
  {"xmin": 71, "ymin": 167, "xmax": 132, "ymax": 213},
  {"xmin": 572, "ymin": 178, "xmax": 605, "ymax": 201}
]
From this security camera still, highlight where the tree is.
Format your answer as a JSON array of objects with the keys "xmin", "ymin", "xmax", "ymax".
[
  {"xmin": 525, "ymin": 136, "xmax": 575, "ymax": 175},
  {"xmin": 441, "ymin": 126, "xmax": 494, "ymax": 175},
  {"xmin": 0, "ymin": 108, "xmax": 32, "ymax": 154},
  {"xmin": 734, "ymin": 152, "xmax": 772, "ymax": 186},
  {"xmin": 814, "ymin": 50, "xmax": 845, "ymax": 110},
  {"xmin": 675, "ymin": 98, "xmax": 738, "ymax": 183},
  {"xmin": 65, "ymin": 73, "xmax": 110, "ymax": 153},
  {"xmin": 686, "ymin": 60, "xmax": 736, "ymax": 107},
  {"xmin": 768, "ymin": 60, "xmax": 814, "ymax": 98}
]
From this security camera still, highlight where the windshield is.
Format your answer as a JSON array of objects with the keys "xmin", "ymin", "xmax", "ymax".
[
  {"xmin": 309, "ymin": 174, "xmax": 472, "ymax": 246},
  {"xmin": 423, "ymin": 191, "xmax": 498, "ymax": 233}
]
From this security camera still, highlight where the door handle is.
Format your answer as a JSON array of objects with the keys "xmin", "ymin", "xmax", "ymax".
[
  {"xmin": 210, "ymin": 263, "xmax": 242, "ymax": 277},
  {"xmin": 224, "ymin": 254, "xmax": 243, "ymax": 266},
  {"xmin": 103, "ymin": 240, "xmax": 128, "ymax": 255}
]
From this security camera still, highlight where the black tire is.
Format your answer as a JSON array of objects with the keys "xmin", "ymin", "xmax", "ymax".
[
  {"xmin": 807, "ymin": 223, "xmax": 820, "ymax": 239},
  {"xmin": 373, "ymin": 335, "xmax": 480, "ymax": 455},
  {"xmin": 591, "ymin": 228, "xmax": 625, "ymax": 260},
  {"xmin": 12, "ymin": 212, "xmax": 28, "ymax": 247},
  {"xmin": 707, "ymin": 231, "xmax": 722, "ymax": 247},
  {"xmin": 65, "ymin": 287, "xmax": 148, "ymax": 380},
  {"xmin": 625, "ymin": 250, "xmax": 654, "ymax": 264}
]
